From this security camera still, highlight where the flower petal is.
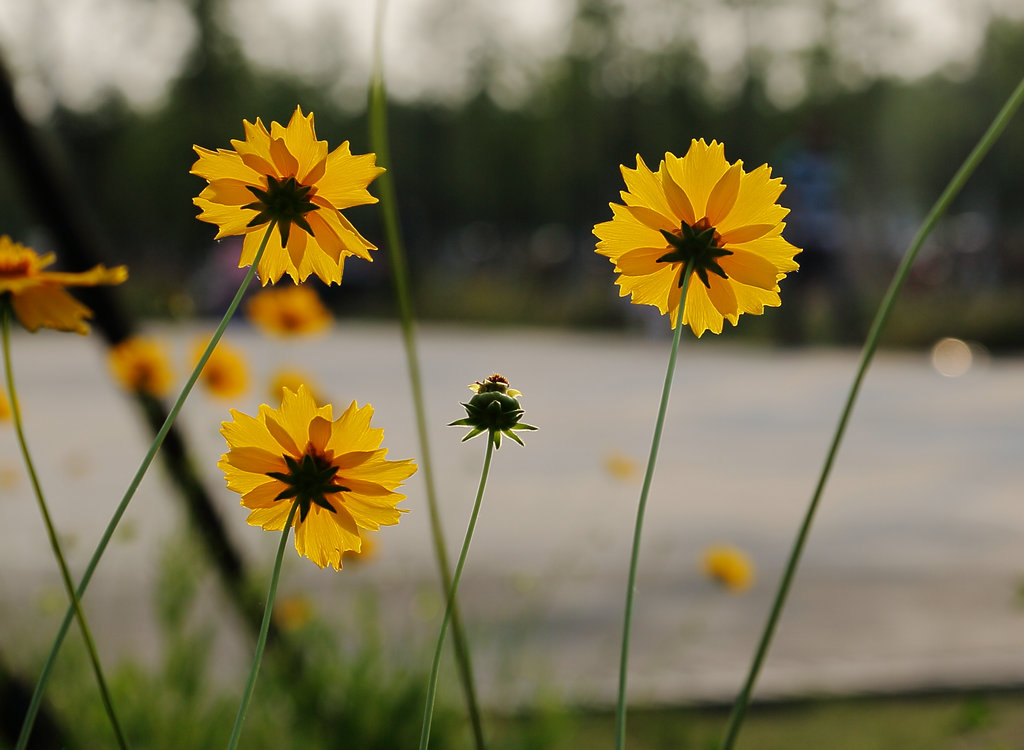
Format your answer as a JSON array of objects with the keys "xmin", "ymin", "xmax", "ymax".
[
  {"xmin": 660, "ymin": 164, "xmax": 696, "ymax": 226},
  {"xmin": 721, "ymin": 248, "xmax": 784, "ymax": 290},
  {"xmin": 614, "ymin": 247, "xmax": 670, "ymax": 277},
  {"xmin": 705, "ymin": 161, "xmax": 743, "ymax": 226},
  {"xmin": 705, "ymin": 276, "xmax": 739, "ymax": 321},
  {"xmin": 294, "ymin": 504, "xmax": 362, "ymax": 570},
  {"xmin": 314, "ymin": 145, "xmax": 384, "ymax": 209},
  {"xmin": 681, "ymin": 276, "xmax": 725, "ymax": 337},
  {"xmin": 328, "ymin": 401, "xmax": 384, "ymax": 454},
  {"xmin": 11, "ymin": 286, "xmax": 93, "ymax": 334},
  {"xmin": 666, "ymin": 140, "xmax": 729, "ymax": 219},
  {"xmin": 620, "ymin": 155, "xmax": 674, "ymax": 221}
]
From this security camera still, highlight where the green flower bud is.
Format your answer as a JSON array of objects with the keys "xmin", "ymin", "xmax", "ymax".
[{"xmin": 450, "ymin": 373, "xmax": 537, "ymax": 448}]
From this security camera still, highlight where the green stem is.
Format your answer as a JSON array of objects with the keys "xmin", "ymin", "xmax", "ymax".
[
  {"xmin": 1, "ymin": 301, "xmax": 129, "ymax": 750},
  {"xmin": 368, "ymin": 3, "xmax": 486, "ymax": 748},
  {"xmin": 16, "ymin": 221, "xmax": 276, "ymax": 750},
  {"xmin": 718, "ymin": 74, "xmax": 1024, "ymax": 750},
  {"xmin": 226, "ymin": 500, "xmax": 298, "ymax": 750},
  {"xmin": 419, "ymin": 437, "xmax": 494, "ymax": 750},
  {"xmin": 615, "ymin": 260, "xmax": 695, "ymax": 750}
]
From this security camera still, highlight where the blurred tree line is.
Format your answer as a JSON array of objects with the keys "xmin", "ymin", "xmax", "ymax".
[{"xmin": 1, "ymin": 0, "xmax": 1023, "ymax": 346}]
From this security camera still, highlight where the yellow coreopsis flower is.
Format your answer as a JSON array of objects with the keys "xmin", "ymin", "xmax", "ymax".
[
  {"xmin": 246, "ymin": 285, "xmax": 331, "ymax": 336},
  {"xmin": 192, "ymin": 106, "xmax": 384, "ymax": 286},
  {"xmin": 191, "ymin": 337, "xmax": 249, "ymax": 399},
  {"xmin": 108, "ymin": 337, "xmax": 174, "ymax": 397},
  {"xmin": 701, "ymin": 544, "xmax": 755, "ymax": 592},
  {"xmin": 219, "ymin": 385, "xmax": 416, "ymax": 570},
  {"xmin": 0, "ymin": 236, "xmax": 127, "ymax": 335},
  {"xmin": 594, "ymin": 140, "xmax": 801, "ymax": 337}
]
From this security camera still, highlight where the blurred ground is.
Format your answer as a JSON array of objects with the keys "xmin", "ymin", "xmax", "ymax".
[{"xmin": 0, "ymin": 322, "xmax": 1022, "ymax": 708}]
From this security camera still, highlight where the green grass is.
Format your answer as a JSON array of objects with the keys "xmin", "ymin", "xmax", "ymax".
[{"xmin": 494, "ymin": 693, "xmax": 1024, "ymax": 750}]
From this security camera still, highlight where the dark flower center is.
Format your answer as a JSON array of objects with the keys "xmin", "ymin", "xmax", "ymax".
[
  {"xmin": 0, "ymin": 257, "xmax": 32, "ymax": 279},
  {"xmin": 657, "ymin": 218, "xmax": 733, "ymax": 288},
  {"xmin": 474, "ymin": 373, "xmax": 511, "ymax": 394},
  {"xmin": 265, "ymin": 449, "xmax": 349, "ymax": 522},
  {"xmin": 244, "ymin": 175, "xmax": 318, "ymax": 247}
]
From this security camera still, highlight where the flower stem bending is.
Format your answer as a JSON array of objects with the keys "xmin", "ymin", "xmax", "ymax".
[
  {"xmin": 719, "ymin": 74, "xmax": 1024, "ymax": 750},
  {"xmin": 1, "ymin": 301, "xmax": 129, "ymax": 750},
  {"xmin": 615, "ymin": 259, "xmax": 695, "ymax": 750},
  {"xmin": 419, "ymin": 437, "xmax": 495, "ymax": 750},
  {"xmin": 226, "ymin": 500, "xmax": 299, "ymax": 750},
  {"xmin": 369, "ymin": 3, "xmax": 486, "ymax": 747},
  {"xmin": 16, "ymin": 222, "xmax": 276, "ymax": 750}
]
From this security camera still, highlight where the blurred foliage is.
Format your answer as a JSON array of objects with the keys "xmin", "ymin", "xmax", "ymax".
[
  {"xmin": 13, "ymin": 532, "xmax": 483, "ymax": 750},
  {"xmin": 2, "ymin": 0, "xmax": 1024, "ymax": 347}
]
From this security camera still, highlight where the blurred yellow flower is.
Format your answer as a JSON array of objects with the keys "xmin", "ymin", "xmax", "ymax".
[
  {"xmin": 603, "ymin": 451, "xmax": 639, "ymax": 481},
  {"xmin": 191, "ymin": 337, "xmax": 249, "ymax": 399},
  {"xmin": 274, "ymin": 594, "xmax": 315, "ymax": 631},
  {"xmin": 0, "ymin": 236, "xmax": 126, "ymax": 335},
  {"xmin": 594, "ymin": 140, "xmax": 800, "ymax": 337},
  {"xmin": 219, "ymin": 385, "xmax": 416, "ymax": 570},
  {"xmin": 701, "ymin": 544, "xmax": 755, "ymax": 592},
  {"xmin": 268, "ymin": 367, "xmax": 325, "ymax": 404},
  {"xmin": 108, "ymin": 337, "xmax": 174, "ymax": 397},
  {"xmin": 0, "ymin": 390, "xmax": 9, "ymax": 421},
  {"xmin": 342, "ymin": 529, "xmax": 378, "ymax": 565},
  {"xmin": 246, "ymin": 285, "xmax": 331, "ymax": 336},
  {"xmin": 0, "ymin": 462, "xmax": 19, "ymax": 488},
  {"xmin": 192, "ymin": 106, "xmax": 384, "ymax": 286}
]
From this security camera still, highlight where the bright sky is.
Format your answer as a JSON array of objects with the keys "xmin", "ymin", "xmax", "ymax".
[{"xmin": 0, "ymin": 0, "xmax": 1021, "ymax": 119}]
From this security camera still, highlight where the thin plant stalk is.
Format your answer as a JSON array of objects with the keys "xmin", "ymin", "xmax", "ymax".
[
  {"xmin": 1, "ymin": 301, "xmax": 129, "ymax": 750},
  {"xmin": 226, "ymin": 501, "xmax": 299, "ymax": 750},
  {"xmin": 615, "ymin": 259, "xmax": 695, "ymax": 750},
  {"xmin": 419, "ymin": 437, "xmax": 495, "ymax": 750},
  {"xmin": 16, "ymin": 222, "xmax": 276, "ymax": 750},
  {"xmin": 368, "ymin": 2, "xmax": 486, "ymax": 747},
  {"xmin": 719, "ymin": 74, "xmax": 1024, "ymax": 750}
]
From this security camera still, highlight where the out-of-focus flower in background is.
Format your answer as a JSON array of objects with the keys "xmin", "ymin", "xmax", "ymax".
[
  {"xmin": 0, "ymin": 235, "xmax": 127, "ymax": 335},
  {"xmin": 246, "ymin": 285, "xmax": 332, "ymax": 336},
  {"xmin": 108, "ymin": 336, "xmax": 174, "ymax": 397},
  {"xmin": 701, "ymin": 544, "xmax": 755, "ymax": 592},
  {"xmin": 603, "ymin": 451, "xmax": 640, "ymax": 482},
  {"xmin": 267, "ymin": 367, "xmax": 325, "ymax": 405},
  {"xmin": 191, "ymin": 336, "xmax": 249, "ymax": 399},
  {"xmin": 274, "ymin": 594, "xmax": 315, "ymax": 631}
]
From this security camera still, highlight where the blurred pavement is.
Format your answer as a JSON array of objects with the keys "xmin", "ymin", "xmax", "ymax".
[{"xmin": 1, "ymin": 322, "xmax": 1022, "ymax": 707}]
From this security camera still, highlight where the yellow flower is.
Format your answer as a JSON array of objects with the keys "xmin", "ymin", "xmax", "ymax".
[
  {"xmin": 191, "ymin": 337, "xmax": 249, "ymax": 399},
  {"xmin": 0, "ymin": 236, "xmax": 126, "ymax": 335},
  {"xmin": 594, "ymin": 140, "xmax": 800, "ymax": 337},
  {"xmin": 108, "ymin": 337, "xmax": 174, "ymax": 397},
  {"xmin": 701, "ymin": 544, "xmax": 755, "ymax": 592},
  {"xmin": 246, "ymin": 285, "xmax": 331, "ymax": 336},
  {"xmin": 274, "ymin": 594, "xmax": 315, "ymax": 631},
  {"xmin": 219, "ymin": 385, "xmax": 416, "ymax": 570},
  {"xmin": 342, "ymin": 529, "xmax": 378, "ymax": 565},
  {"xmin": 268, "ymin": 367, "xmax": 325, "ymax": 404},
  {"xmin": 192, "ymin": 106, "xmax": 384, "ymax": 286},
  {"xmin": 0, "ymin": 390, "xmax": 9, "ymax": 421},
  {"xmin": 603, "ymin": 451, "xmax": 639, "ymax": 481}
]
